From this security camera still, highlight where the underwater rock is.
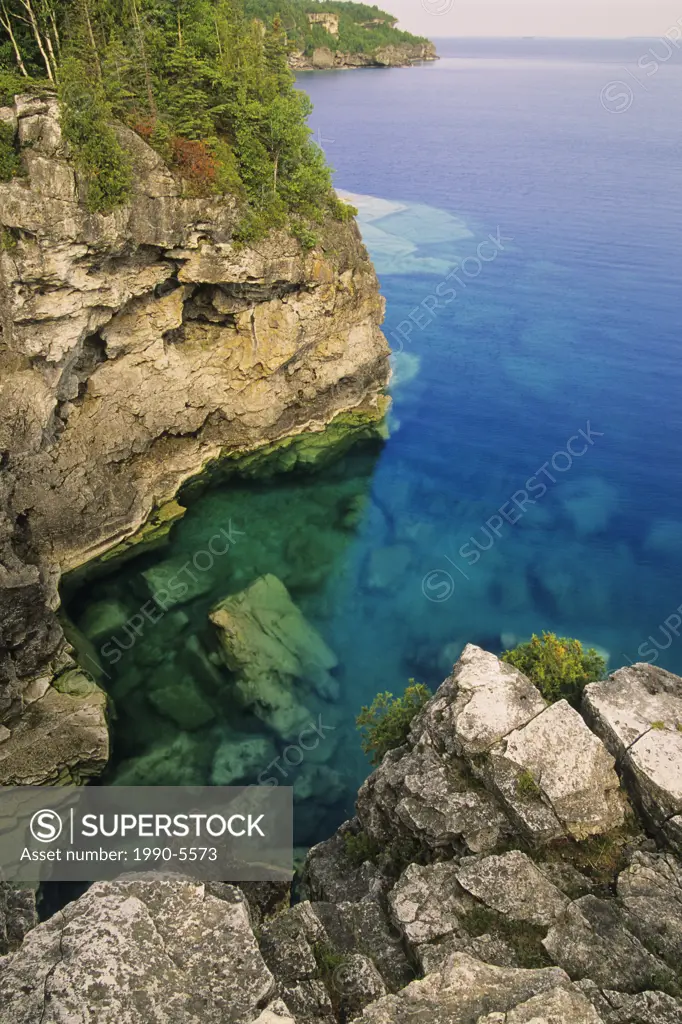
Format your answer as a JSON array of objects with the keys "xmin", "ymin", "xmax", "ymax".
[
  {"xmin": 212, "ymin": 732, "xmax": 277, "ymax": 785},
  {"xmin": 78, "ymin": 598, "xmax": 135, "ymax": 644},
  {"xmin": 111, "ymin": 732, "xmax": 206, "ymax": 786},
  {"xmin": 583, "ymin": 664, "xmax": 682, "ymax": 850},
  {"xmin": 147, "ymin": 673, "xmax": 215, "ymax": 731},
  {"xmin": 141, "ymin": 557, "xmax": 216, "ymax": 610},
  {"xmin": 210, "ymin": 574, "xmax": 339, "ymax": 740},
  {"xmin": 366, "ymin": 544, "xmax": 412, "ymax": 591}
]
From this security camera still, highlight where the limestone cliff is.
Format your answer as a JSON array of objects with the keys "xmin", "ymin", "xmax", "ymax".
[
  {"xmin": 290, "ymin": 41, "xmax": 437, "ymax": 71},
  {"xmin": 0, "ymin": 92, "xmax": 390, "ymax": 784}
]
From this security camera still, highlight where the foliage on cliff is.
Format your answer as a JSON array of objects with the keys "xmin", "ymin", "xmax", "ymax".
[
  {"xmin": 245, "ymin": 0, "xmax": 428, "ymax": 56},
  {"xmin": 356, "ymin": 681, "xmax": 430, "ymax": 765},
  {"xmin": 502, "ymin": 632, "xmax": 606, "ymax": 706},
  {"xmin": 0, "ymin": 0, "xmax": 350, "ymax": 234}
]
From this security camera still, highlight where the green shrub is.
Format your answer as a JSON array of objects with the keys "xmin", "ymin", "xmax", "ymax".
[
  {"xmin": 502, "ymin": 632, "xmax": 606, "ymax": 706},
  {"xmin": 58, "ymin": 57, "xmax": 133, "ymax": 214},
  {"xmin": 0, "ymin": 121, "xmax": 20, "ymax": 181},
  {"xmin": 342, "ymin": 830, "xmax": 380, "ymax": 866},
  {"xmin": 356, "ymin": 681, "xmax": 430, "ymax": 765}
]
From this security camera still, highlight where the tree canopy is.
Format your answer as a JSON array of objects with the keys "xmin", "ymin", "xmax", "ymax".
[{"xmin": 0, "ymin": 0, "xmax": 352, "ymax": 237}]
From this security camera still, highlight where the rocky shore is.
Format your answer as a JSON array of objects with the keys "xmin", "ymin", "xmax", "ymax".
[
  {"xmin": 0, "ymin": 93, "xmax": 390, "ymax": 788},
  {"xmin": 2, "ymin": 644, "xmax": 682, "ymax": 1022},
  {"xmin": 290, "ymin": 42, "xmax": 438, "ymax": 71}
]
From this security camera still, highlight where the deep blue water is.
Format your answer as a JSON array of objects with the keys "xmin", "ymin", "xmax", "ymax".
[{"xmin": 67, "ymin": 40, "xmax": 682, "ymax": 839}]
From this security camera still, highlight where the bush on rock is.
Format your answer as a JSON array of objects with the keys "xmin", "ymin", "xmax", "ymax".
[
  {"xmin": 356, "ymin": 681, "xmax": 430, "ymax": 765},
  {"xmin": 502, "ymin": 631, "xmax": 606, "ymax": 706}
]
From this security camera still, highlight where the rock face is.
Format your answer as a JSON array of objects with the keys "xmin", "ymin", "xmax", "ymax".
[
  {"xmin": 583, "ymin": 664, "xmax": 682, "ymax": 851},
  {"xmin": 0, "ymin": 877, "xmax": 284, "ymax": 1023},
  {"xmin": 0, "ymin": 884, "xmax": 37, "ymax": 956},
  {"xmin": 0, "ymin": 92, "xmax": 390, "ymax": 783},
  {"xmin": 3, "ymin": 649, "xmax": 682, "ymax": 1022},
  {"xmin": 354, "ymin": 645, "xmax": 624, "ymax": 859},
  {"xmin": 289, "ymin": 41, "xmax": 437, "ymax": 70}
]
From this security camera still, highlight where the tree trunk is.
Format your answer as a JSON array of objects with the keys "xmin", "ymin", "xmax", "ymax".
[{"xmin": 0, "ymin": 5, "xmax": 29, "ymax": 77}]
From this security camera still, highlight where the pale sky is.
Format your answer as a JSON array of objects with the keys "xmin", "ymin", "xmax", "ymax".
[{"xmin": 385, "ymin": 0, "xmax": 682, "ymax": 38}]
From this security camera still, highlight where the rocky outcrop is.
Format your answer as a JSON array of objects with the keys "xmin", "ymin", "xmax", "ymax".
[
  {"xmin": 0, "ymin": 92, "xmax": 390, "ymax": 784},
  {"xmin": 3, "ymin": 649, "xmax": 682, "ymax": 1022},
  {"xmin": 352, "ymin": 645, "xmax": 625, "ymax": 861},
  {"xmin": 0, "ymin": 877, "xmax": 287, "ymax": 1023},
  {"xmin": 289, "ymin": 42, "xmax": 437, "ymax": 71},
  {"xmin": 583, "ymin": 664, "xmax": 682, "ymax": 851}
]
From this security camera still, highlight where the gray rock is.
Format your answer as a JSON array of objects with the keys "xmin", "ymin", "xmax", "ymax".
[
  {"xmin": 388, "ymin": 861, "xmax": 475, "ymax": 946},
  {"xmin": 543, "ymin": 894, "xmax": 677, "ymax": 994},
  {"xmin": 301, "ymin": 820, "xmax": 391, "ymax": 905},
  {"xmin": 0, "ymin": 876, "xmax": 281, "ymax": 1023},
  {"xmin": 477, "ymin": 985, "xmax": 604, "ymax": 1022},
  {"xmin": 0, "ymin": 673, "xmax": 109, "ymax": 785},
  {"xmin": 616, "ymin": 851, "xmax": 682, "ymax": 970},
  {"xmin": 490, "ymin": 700, "xmax": 625, "ymax": 842},
  {"xmin": 455, "ymin": 850, "xmax": 569, "ymax": 927},
  {"xmin": 578, "ymin": 979, "xmax": 682, "ymax": 1023},
  {"xmin": 0, "ymin": 884, "xmax": 37, "ymax": 955},
  {"xmin": 348, "ymin": 951, "xmax": 582, "ymax": 1024},
  {"xmin": 583, "ymin": 665, "xmax": 682, "ymax": 849}
]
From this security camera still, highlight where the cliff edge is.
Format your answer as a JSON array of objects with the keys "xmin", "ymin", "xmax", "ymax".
[{"xmin": 0, "ymin": 92, "xmax": 390, "ymax": 786}]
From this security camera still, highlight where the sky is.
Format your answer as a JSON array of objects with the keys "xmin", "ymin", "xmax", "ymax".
[{"xmin": 384, "ymin": 0, "xmax": 682, "ymax": 39}]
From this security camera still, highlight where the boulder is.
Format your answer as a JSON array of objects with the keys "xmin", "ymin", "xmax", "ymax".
[
  {"xmin": 212, "ymin": 732, "xmax": 278, "ymax": 785},
  {"xmin": 147, "ymin": 665, "xmax": 215, "ymax": 730},
  {"xmin": 110, "ymin": 732, "xmax": 205, "ymax": 786},
  {"xmin": 488, "ymin": 700, "xmax": 625, "ymax": 842},
  {"xmin": 0, "ymin": 877, "xmax": 282, "ymax": 1023},
  {"xmin": 616, "ymin": 851, "xmax": 682, "ymax": 970},
  {"xmin": 543, "ymin": 894, "xmax": 677, "ymax": 993},
  {"xmin": 348, "ymin": 951, "xmax": 594, "ymax": 1024},
  {"xmin": 352, "ymin": 646, "xmax": 623, "ymax": 862},
  {"xmin": 311, "ymin": 47, "xmax": 335, "ymax": 69},
  {"xmin": 388, "ymin": 861, "xmax": 475, "ymax": 946},
  {"xmin": 583, "ymin": 665, "xmax": 682, "ymax": 849},
  {"xmin": 455, "ymin": 851, "xmax": 569, "ymax": 927},
  {"xmin": 577, "ymin": 979, "xmax": 682, "ymax": 1023},
  {"xmin": 210, "ymin": 574, "xmax": 338, "ymax": 740},
  {"xmin": 0, "ymin": 672, "xmax": 108, "ymax": 785}
]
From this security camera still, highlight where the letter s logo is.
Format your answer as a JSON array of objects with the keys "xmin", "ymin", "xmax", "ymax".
[{"xmin": 30, "ymin": 809, "xmax": 63, "ymax": 843}]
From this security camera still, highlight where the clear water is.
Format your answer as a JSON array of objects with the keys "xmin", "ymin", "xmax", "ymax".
[{"xmin": 66, "ymin": 39, "xmax": 682, "ymax": 844}]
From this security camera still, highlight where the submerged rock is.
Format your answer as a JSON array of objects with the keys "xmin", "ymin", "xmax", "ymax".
[
  {"xmin": 210, "ymin": 574, "xmax": 339, "ymax": 740},
  {"xmin": 212, "ymin": 732, "xmax": 277, "ymax": 786}
]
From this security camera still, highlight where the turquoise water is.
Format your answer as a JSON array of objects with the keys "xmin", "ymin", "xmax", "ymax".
[{"xmin": 66, "ymin": 40, "xmax": 682, "ymax": 844}]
